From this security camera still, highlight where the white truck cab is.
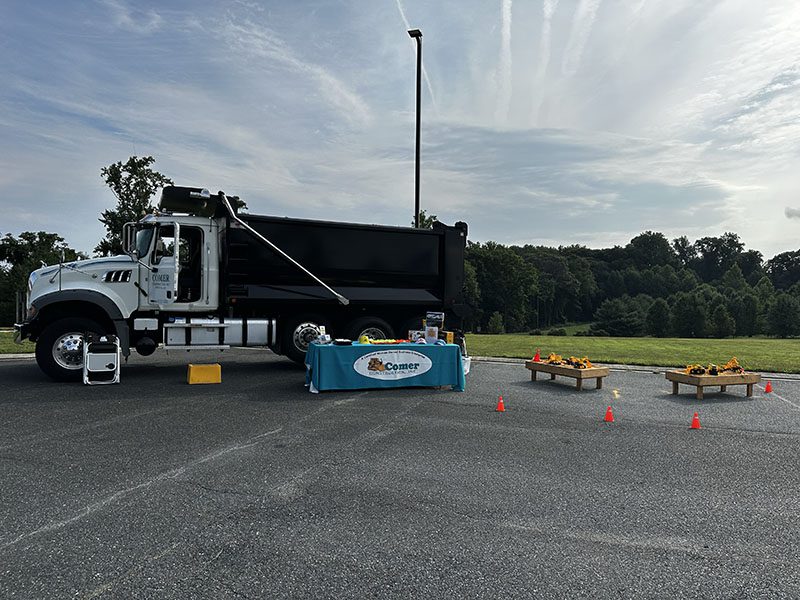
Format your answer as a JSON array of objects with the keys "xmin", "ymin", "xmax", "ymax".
[{"xmin": 18, "ymin": 209, "xmax": 223, "ymax": 380}]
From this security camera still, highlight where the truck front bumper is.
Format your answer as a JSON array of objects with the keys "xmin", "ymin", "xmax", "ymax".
[{"xmin": 13, "ymin": 320, "xmax": 34, "ymax": 344}]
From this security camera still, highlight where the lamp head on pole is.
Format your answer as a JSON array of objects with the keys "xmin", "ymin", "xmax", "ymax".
[{"xmin": 407, "ymin": 29, "xmax": 422, "ymax": 39}]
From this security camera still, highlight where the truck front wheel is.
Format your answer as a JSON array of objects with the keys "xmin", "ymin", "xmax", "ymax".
[{"xmin": 36, "ymin": 317, "xmax": 104, "ymax": 382}]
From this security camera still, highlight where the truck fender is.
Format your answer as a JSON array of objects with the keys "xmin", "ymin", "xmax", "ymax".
[{"xmin": 32, "ymin": 290, "xmax": 131, "ymax": 357}]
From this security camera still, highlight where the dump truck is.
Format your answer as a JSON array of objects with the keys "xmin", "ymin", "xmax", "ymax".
[{"xmin": 15, "ymin": 186, "xmax": 468, "ymax": 381}]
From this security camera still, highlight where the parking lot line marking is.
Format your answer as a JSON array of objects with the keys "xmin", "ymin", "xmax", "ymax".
[
  {"xmin": 1, "ymin": 465, "xmax": 189, "ymax": 550},
  {"xmin": 1, "ymin": 393, "xmax": 380, "ymax": 550},
  {"xmin": 264, "ymin": 393, "xmax": 421, "ymax": 494},
  {"xmin": 0, "ymin": 425, "xmax": 289, "ymax": 550},
  {"xmin": 757, "ymin": 385, "xmax": 800, "ymax": 411},
  {"xmin": 0, "ymin": 405, "xmax": 177, "ymax": 452}
]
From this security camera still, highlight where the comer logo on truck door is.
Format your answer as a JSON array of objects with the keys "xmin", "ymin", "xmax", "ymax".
[{"xmin": 353, "ymin": 350, "xmax": 432, "ymax": 380}]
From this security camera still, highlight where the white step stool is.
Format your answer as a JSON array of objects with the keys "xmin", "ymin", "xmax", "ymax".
[{"xmin": 83, "ymin": 333, "xmax": 121, "ymax": 385}]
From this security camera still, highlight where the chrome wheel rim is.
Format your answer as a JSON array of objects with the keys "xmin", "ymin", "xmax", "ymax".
[
  {"xmin": 53, "ymin": 332, "xmax": 85, "ymax": 370},
  {"xmin": 292, "ymin": 322, "xmax": 322, "ymax": 353},
  {"xmin": 359, "ymin": 327, "xmax": 389, "ymax": 340}
]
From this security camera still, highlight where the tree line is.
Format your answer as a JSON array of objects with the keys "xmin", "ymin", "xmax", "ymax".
[
  {"xmin": 463, "ymin": 231, "xmax": 800, "ymax": 338},
  {"xmin": 3, "ymin": 156, "xmax": 800, "ymax": 338}
]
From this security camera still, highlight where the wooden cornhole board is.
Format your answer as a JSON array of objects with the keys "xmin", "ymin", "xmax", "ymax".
[
  {"xmin": 525, "ymin": 361, "xmax": 610, "ymax": 390},
  {"xmin": 665, "ymin": 371, "xmax": 761, "ymax": 400}
]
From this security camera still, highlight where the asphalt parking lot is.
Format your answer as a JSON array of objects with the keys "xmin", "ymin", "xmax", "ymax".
[{"xmin": 1, "ymin": 350, "xmax": 799, "ymax": 599}]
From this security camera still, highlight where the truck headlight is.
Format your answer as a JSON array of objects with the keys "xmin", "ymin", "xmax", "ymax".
[{"xmin": 28, "ymin": 271, "xmax": 38, "ymax": 292}]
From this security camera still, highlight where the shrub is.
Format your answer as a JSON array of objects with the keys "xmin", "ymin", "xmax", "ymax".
[
  {"xmin": 671, "ymin": 291, "xmax": 708, "ymax": 337},
  {"xmin": 486, "ymin": 311, "xmax": 505, "ymax": 334},
  {"xmin": 710, "ymin": 304, "xmax": 736, "ymax": 338},
  {"xmin": 547, "ymin": 328, "xmax": 567, "ymax": 336},
  {"xmin": 591, "ymin": 297, "xmax": 645, "ymax": 336},
  {"xmin": 529, "ymin": 329, "xmax": 543, "ymax": 336},
  {"xmin": 768, "ymin": 293, "xmax": 800, "ymax": 338},
  {"xmin": 645, "ymin": 298, "xmax": 672, "ymax": 337}
]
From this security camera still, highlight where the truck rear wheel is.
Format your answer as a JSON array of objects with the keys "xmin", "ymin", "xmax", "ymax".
[
  {"xmin": 35, "ymin": 317, "xmax": 104, "ymax": 382},
  {"xmin": 345, "ymin": 317, "xmax": 394, "ymax": 342},
  {"xmin": 283, "ymin": 315, "xmax": 328, "ymax": 364}
]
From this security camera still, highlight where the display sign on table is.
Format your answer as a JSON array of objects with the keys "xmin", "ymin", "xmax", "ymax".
[{"xmin": 305, "ymin": 342, "xmax": 465, "ymax": 393}]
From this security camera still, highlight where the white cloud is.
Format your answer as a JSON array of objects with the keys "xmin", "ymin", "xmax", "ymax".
[
  {"xmin": 221, "ymin": 19, "xmax": 372, "ymax": 127},
  {"xmin": 100, "ymin": 0, "xmax": 163, "ymax": 34},
  {"xmin": 495, "ymin": 0, "xmax": 513, "ymax": 125},
  {"xmin": 530, "ymin": 0, "xmax": 559, "ymax": 124},
  {"xmin": 561, "ymin": 0, "xmax": 602, "ymax": 76},
  {"xmin": 1, "ymin": 0, "xmax": 800, "ymax": 260}
]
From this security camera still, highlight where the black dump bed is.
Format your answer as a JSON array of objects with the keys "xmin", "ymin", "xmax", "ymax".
[
  {"xmin": 224, "ymin": 214, "xmax": 468, "ymax": 309},
  {"xmin": 158, "ymin": 186, "xmax": 468, "ymax": 311}
]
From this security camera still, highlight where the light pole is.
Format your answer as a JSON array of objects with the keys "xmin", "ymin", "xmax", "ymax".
[{"xmin": 408, "ymin": 28, "xmax": 422, "ymax": 228}]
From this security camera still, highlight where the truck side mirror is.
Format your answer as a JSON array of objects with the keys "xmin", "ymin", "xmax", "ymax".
[{"xmin": 123, "ymin": 222, "xmax": 137, "ymax": 256}]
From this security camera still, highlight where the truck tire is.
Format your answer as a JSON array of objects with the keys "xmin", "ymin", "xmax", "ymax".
[
  {"xmin": 345, "ymin": 317, "xmax": 394, "ymax": 342},
  {"xmin": 35, "ymin": 317, "xmax": 105, "ymax": 382},
  {"xmin": 283, "ymin": 315, "xmax": 329, "ymax": 364}
]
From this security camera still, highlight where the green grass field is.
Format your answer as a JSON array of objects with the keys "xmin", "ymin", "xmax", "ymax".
[
  {"xmin": 0, "ymin": 330, "xmax": 34, "ymax": 354},
  {"xmin": 467, "ymin": 334, "xmax": 800, "ymax": 374}
]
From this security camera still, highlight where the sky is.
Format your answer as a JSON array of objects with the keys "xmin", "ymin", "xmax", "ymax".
[{"xmin": 1, "ymin": 0, "xmax": 799, "ymax": 259}]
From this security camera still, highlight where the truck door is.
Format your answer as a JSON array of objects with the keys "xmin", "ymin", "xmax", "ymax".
[
  {"xmin": 148, "ymin": 223, "xmax": 180, "ymax": 306},
  {"xmin": 176, "ymin": 226, "xmax": 204, "ymax": 303}
]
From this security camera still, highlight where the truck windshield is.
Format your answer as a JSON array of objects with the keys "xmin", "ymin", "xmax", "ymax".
[{"xmin": 136, "ymin": 227, "xmax": 154, "ymax": 257}]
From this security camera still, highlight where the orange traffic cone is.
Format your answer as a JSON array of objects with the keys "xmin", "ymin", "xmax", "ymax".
[
  {"xmin": 495, "ymin": 396, "xmax": 506, "ymax": 412},
  {"xmin": 533, "ymin": 349, "xmax": 541, "ymax": 362},
  {"xmin": 765, "ymin": 381, "xmax": 773, "ymax": 393},
  {"xmin": 604, "ymin": 406, "xmax": 614, "ymax": 423},
  {"xmin": 690, "ymin": 412, "xmax": 701, "ymax": 429}
]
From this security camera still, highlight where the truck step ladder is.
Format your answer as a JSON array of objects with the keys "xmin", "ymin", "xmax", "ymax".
[{"xmin": 83, "ymin": 333, "xmax": 121, "ymax": 385}]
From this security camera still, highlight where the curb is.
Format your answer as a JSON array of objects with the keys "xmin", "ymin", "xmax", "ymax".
[{"xmin": 0, "ymin": 353, "xmax": 35, "ymax": 360}]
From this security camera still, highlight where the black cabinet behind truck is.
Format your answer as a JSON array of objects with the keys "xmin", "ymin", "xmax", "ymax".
[{"xmin": 16, "ymin": 186, "xmax": 469, "ymax": 380}]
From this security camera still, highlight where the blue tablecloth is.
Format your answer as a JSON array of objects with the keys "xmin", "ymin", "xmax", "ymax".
[{"xmin": 305, "ymin": 342, "xmax": 465, "ymax": 393}]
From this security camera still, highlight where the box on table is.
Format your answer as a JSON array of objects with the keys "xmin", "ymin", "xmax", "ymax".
[
  {"xmin": 408, "ymin": 329, "xmax": 454, "ymax": 344},
  {"xmin": 439, "ymin": 330, "xmax": 454, "ymax": 344},
  {"xmin": 425, "ymin": 311, "xmax": 445, "ymax": 329},
  {"xmin": 408, "ymin": 329, "xmax": 426, "ymax": 342}
]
